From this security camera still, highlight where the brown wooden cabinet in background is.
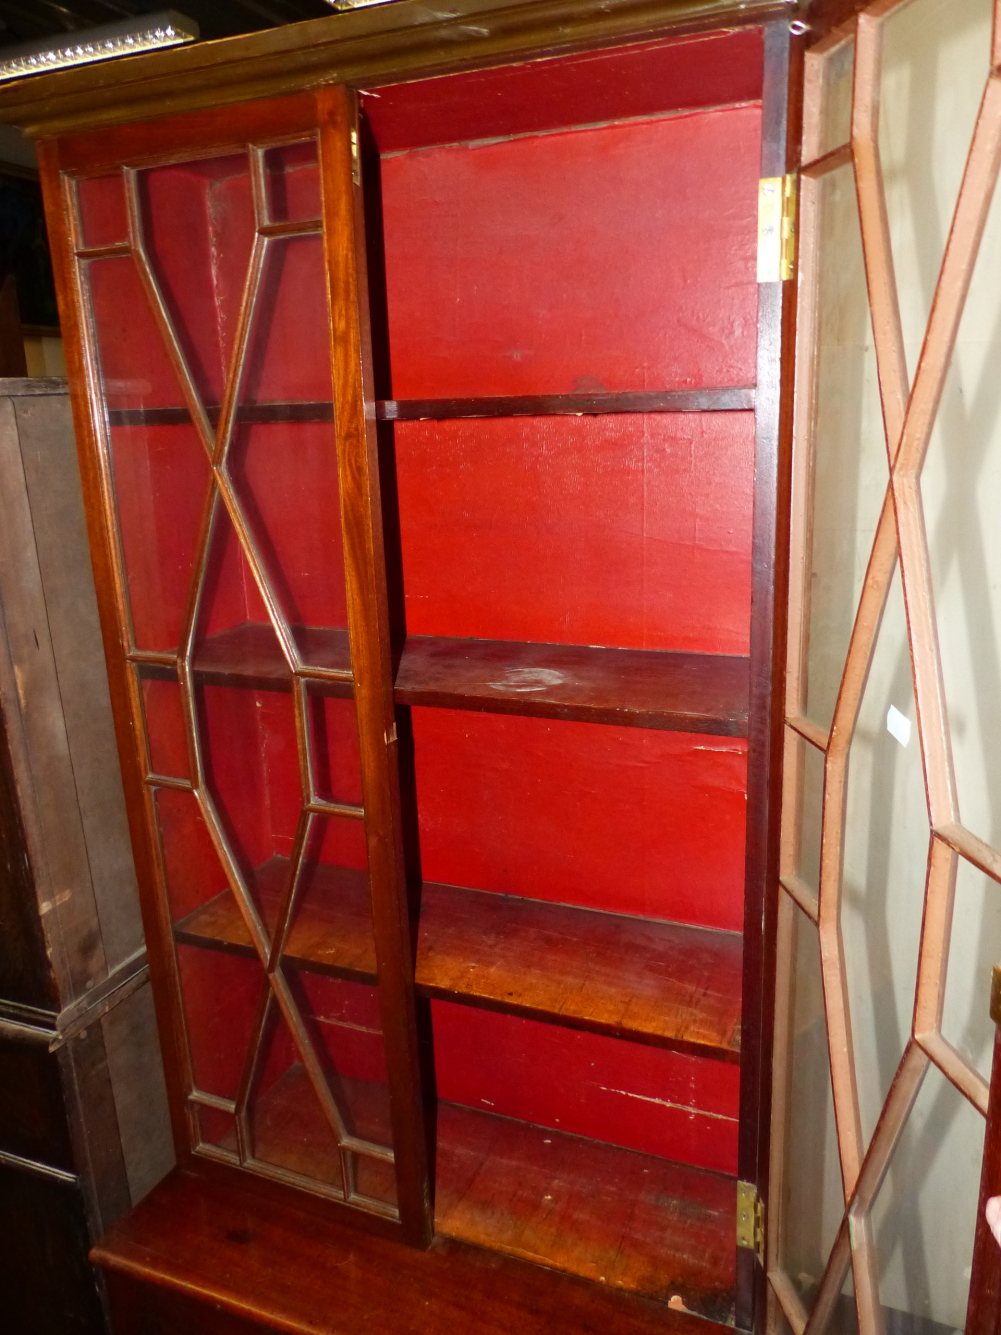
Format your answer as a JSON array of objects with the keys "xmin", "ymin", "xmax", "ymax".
[{"xmin": 0, "ymin": 2, "xmax": 815, "ymax": 1330}]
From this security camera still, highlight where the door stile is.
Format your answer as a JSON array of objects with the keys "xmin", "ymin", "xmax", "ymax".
[
  {"xmin": 318, "ymin": 83, "xmax": 433, "ymax": 1248},
  {"xmin": 740, "ymin": 15, "xmax": 804, "ymax": 1332}
]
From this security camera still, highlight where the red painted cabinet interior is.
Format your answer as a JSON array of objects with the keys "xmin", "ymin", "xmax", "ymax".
[{"xmin": 71, "ymin": 23, "xmax": 769, "ymax": 1327}]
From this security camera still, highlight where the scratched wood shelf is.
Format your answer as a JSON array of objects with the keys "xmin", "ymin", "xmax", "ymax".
[
  {"xmin": 200, "ymin": 1068, "xmax": 737, "ymax": 1323},
  {"xmin": 174, "ymin": 856, "xmax": 377, "ymax": 984},
  {"xmin": 106, "ymin": 387, "xmax": 755, "ymax": 428},
  {"xmin": 136, "ymin": 624, "xmax": 749, "ymax": 736},
  {"xmin": 174, "ymin": 860, "xmax": 741, "ymax": 1061},
  {"xmin": 434, "ymin": 1102, "xmax": 736, "ymax": 1322}
]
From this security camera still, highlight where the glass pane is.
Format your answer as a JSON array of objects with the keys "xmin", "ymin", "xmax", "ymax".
[
  {"xmin": 175, "ymin": 943, "xmax": 263, "ymax": 1102},
  {"xmin": 942, "ymin": 856, "xmax": 1001, "ymax": 1087},
  {"xmin": 140, "ymin": 675, "xmax": 190, "ymax": 781},
  {"xmin": 86, "ymin": 254, "xmax": 211, "ymax": 652},
  {"xmin": 228, "ymin": 234, "xmax": 349, "ymax": 663},
  {"xmin": 246, "ymin": 995, "xmax": 344, "ymax": 1193},
  {"xmin": 246, "ymin": 975, "xmax": 394, "ymax": 1209},
  {"xmin": 776, "ymin": 895, "xmax": 847, "ymax": 1308},
  {"xmin": 156, "ymin": 786, "xmax": 230, "ymax": 927},
  {"xmin": 918, "ymin": 41, "xmax": 1001, "ymax": 859},
  {"xmin": 77, "ymin": 172, "xmax": 128, "ymax": 249},
  {"xmin": 261, "ymin": 139, "xmax": 320, "ymax": 224},
  {"xmin": 138, "ymin": 152, "xmax": 256, "ymax": 408},
  {"xmin": 879, "ymin": 0, "xmax": 992, "ymax": 375},
  {"xmin": 807, "ymin": 37, "xmax": 855, "ymax": 162},
  {"xmin": 307, "ymin": 692, "xmax": 364, "ymax": 810},
  {"xmin": 193, "ymin": 1102, "xmax": 238, "ymax": 1158},
  {"xmin": 871, "ymin": 1062, "xmax": 984, "ymax": 1329},
  {"xmin": 843, "ymin": 573, "xmax": 928, "ymax": 1146},
  {"xmin": 802, "ymin": 161, "xmax": 886, "ymax": 734},
  {"xmin": 790, "ymin": 733, "xmax": 824, "ymax": 901}
]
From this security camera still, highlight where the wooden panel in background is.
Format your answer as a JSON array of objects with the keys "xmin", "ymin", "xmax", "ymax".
[
  {"xmin": 434, "ymin": 1102, "xmax": 736, "ymax": 1322},
  {"xmin": 432, "ymin": 1002, "xmax": 739, "ymax": 1174},
  {"xmin": 363, "ymin": 27, "xmax": 764, "ymax": 152},
  {"xmin": 380, "ymin": 106, "xmax": 761, "ymax": 399},
  {"xmin": 411, "ymin": 709, "xmax": 749, "ymax": 931},
  {"xmin": 394, "ymin": 413, "xmax": 756, "ymax": 658}
]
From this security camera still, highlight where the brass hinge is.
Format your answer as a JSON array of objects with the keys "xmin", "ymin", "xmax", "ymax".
[
  {"xmin": 757, "ymin": 174, "xmax": 798, "ymax": 283},
  {"xmin": 990, "ymin": 963, "xmax": 1001, "ymax": 1027},
  {"xmin": 736, "ymin": 1180, "xmax": 765, "ymax": 1265},
  {"xmin": 350, "ymin": 127, "xmax": 361, "ymax": 186}
]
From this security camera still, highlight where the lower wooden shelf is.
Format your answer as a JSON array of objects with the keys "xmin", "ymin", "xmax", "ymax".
[
  {"xmin": 198, "ymin": 1066, "xmax": 735, "ymax": 1323},
  {"xmin": 436, "ymin": 1102, "xmax": 735, "ymax": 1323},
  {"xmin": 174, "ymin": 859, "xmax": 741, "ymax": 1061}
]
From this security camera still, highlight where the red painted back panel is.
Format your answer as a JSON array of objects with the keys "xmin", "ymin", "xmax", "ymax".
[
  {"xmin": 433, "ymin": 1002, "xmax": 739, "ymax": 1175},
  {"xmin": 395, "ymin": 413, "xmax": 755, "ymax": 657},
  {"xmin": 364, "ymin": 28, "xmax": 763, "ymax": 152},
  {"xmin": 413, "ymin": 709, "xmax": 747, "ymax": 931},
  {"xmin": 380, "ymin": 106, "xmax": 761, "ymax": 398}
]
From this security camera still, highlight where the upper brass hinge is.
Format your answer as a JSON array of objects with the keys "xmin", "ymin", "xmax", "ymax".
[
  {"xmin": 736, "ymin": 1180, "xmax": 765, "ymax": 1265},
  {"xmin": 350, "ymin": 127, "xmax": 361, "ymax": 186},
  {"xmin": 990, "ymin": 963, "xmax": 1001, "ymax": 1027},
  {"xmin": 757, "ymin": 174, "xmax": 798, "ymax": 283}
]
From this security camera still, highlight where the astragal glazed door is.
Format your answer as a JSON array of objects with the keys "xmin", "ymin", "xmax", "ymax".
[{"xmin": 770, "ymin": 0, "xmax": 1001, "ymax": 1329}]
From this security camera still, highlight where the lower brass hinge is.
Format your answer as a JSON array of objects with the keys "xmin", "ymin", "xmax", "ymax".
[
  {"xmin": 736, "ymin": 1180, "xmax": 765, "ymax": 1265},
  {"xmin": 757, "ymin": 174, "xmax": 798, "ymax": 283}
]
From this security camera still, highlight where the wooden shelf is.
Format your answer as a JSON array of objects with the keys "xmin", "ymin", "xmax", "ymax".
[
  {"xmin": 174, "ymin": 856, "xmax": 377, "ymax": 983},
  {"xmin": 201, "ymin": 1078, "xmax": 737, "ymax": 1321},
  {"xmin": 137, "ymin": 623, "xmax": 352, "ymax": 693},
  {"xmin": 396, "ymin": 635, "xmax": 749, "ymax": 736},
  {"xmin": 107, "ymin": 387, "xmax": 754, "ymax": 429},
  {"xmin": 435, "ymin": 1103, "xmax": 735, "ymax": 1322},
  {"xmin": 378, "ymin": 388, "xmax": 755, "ymax": 420},
  {"xmin": 175, "ymin": 859, "xmax": 740, "ymax": 1062},
  {"xmin": 416, "ymin": 883, "xmax": 741, "ymax": 1061},
  {"xmin": 141, "ymin": 624, "xmax": 748, "ymax": 736}
]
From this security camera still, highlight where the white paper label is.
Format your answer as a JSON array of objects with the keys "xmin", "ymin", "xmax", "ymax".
[{"xmin": 887, "ymin": 705, "xmax": 912, "ymax": 748}]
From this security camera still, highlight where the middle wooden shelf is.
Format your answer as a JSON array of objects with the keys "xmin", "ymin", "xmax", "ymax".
[
  {"xmin": 136, "ymin": 623, "xmax": 749, "ymax": 736},
  {"xmin": 173, "ymin": 856, "xmax": 742, "ymax": 1062}
]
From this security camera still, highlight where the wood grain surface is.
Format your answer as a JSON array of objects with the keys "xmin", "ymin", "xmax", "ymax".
[
  {"xmin": 173, "ymin": 859, "xmax": 741, "ymax": 1059},
  {"xmin": 142, "ymin": 623, "xmax": 749, "ymax": 734},
  {"xmin": 435, "ymin": 1102, "xmax": 736, "ymax": 1321},
  {"xmin": 174, "ymin": 856, "xmax": 377, "ymax": 983},
  {"xmin": 416, "ymin": 882, "xmax": 742, "ymax": 1059},
  {"xmin": 94, "ymin": 1165, "xmax": 731, "ymax": 1335},
  {"xmin": 396, "ymin": 636, "xmax": 749, "ymax": 735}
]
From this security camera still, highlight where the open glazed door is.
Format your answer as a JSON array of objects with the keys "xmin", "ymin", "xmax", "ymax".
[{"xmin": 770, "ymin": 0, "xmax": 1001, "ymax": 1330}]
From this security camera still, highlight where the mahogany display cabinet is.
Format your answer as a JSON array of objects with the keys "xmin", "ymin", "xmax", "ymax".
[{"xmin": 0, "ymin": 1, "xmax": 823, "ymax": 1330}]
